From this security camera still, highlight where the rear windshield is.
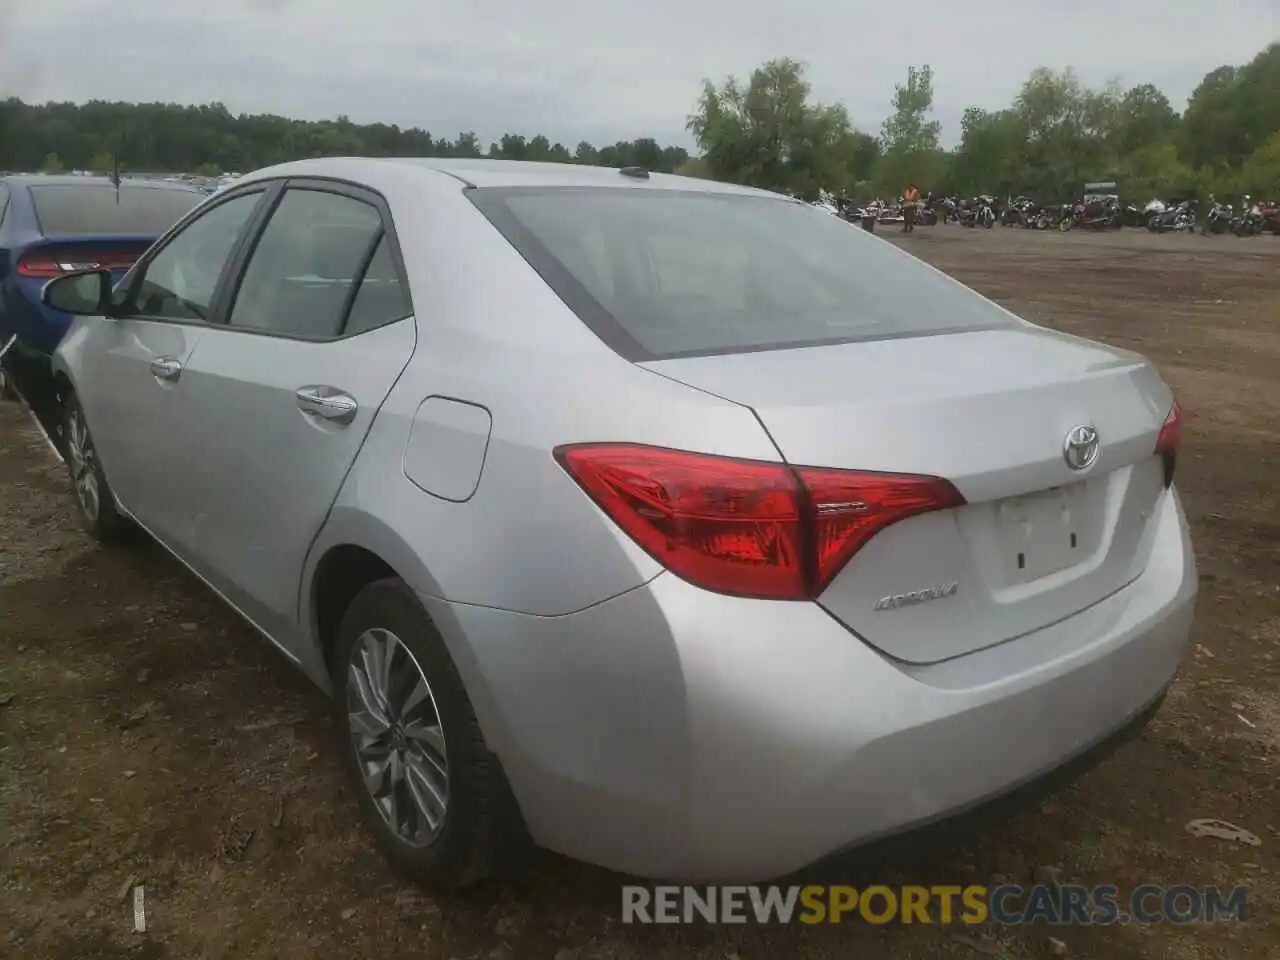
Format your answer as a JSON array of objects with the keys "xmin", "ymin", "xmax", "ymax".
[
  {"xmin": 470, "ymin": 187, "xmax": 1018, "ymax": 360},
  {"xmin": 30, "ymin": 185, "xmax": 203, "ymax": 237}
]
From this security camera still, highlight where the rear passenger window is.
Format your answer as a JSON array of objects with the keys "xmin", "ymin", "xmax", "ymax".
[
  {"xmin": 344, "ymin": 235, "xmax": 411, "ymax": 335},
  {"xmin": 228, "ymin": 188, "xmax": 383, "ymax": 338}
]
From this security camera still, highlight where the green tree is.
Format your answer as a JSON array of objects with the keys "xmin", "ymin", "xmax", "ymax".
[
  {"xmin": 2, "ymin": 42, "xmax": 1274, "ymax": 204},
  {"xmin": 1180, "ymin": 44, "xmax": 1280, "ymax": 176},
  {"xmin": 1003, "ymin": 67, "xmax": 1126, "ymax": 199},
  {"xmin": 453, "ymin": 132, "xmax": 482, "ymax": 158},
  {"xmin": 1236, "ymin": 130, "xmax": 1280, "ymax": 198},
  {"xmin": 876, "ymin": 65, "xmax": 945, "ymax": 193},
  {"xmin": 675, "ymin": 156, "xmax": 710, "ymax": 179},
  {"xmin": 1118, "ymin": 142, "xmax": 1198, "ymax": 201},
  {"xmin": 688, "ymin": 57, "xmax": 870, "ymax": 198},
  {"xmin": 0, "ymin": 97, "xmax": 689, "ymax": 175},
  {"xmin": 1110, "ymin": 84, "xmax": 1179, "ymax": 158},
  {"xmin": 877, "ymin": 65, "xmax": 941, "ymax": 186},
  {"xmin": 949, "ymin": 107, "xmax": 1027, "ymax": 198},
  {"xmin": 89, "ymin": 151, "xmax": 115, "ymax": 175}
]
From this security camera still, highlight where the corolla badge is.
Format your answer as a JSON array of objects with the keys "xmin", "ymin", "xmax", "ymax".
[
  {"xmin": 1063, "ymin": 424, "xmax": 1100, "ymax": 472},
  {"xmin": 873, "ymin": 582, "xmax": 959, "ymax": 611}
]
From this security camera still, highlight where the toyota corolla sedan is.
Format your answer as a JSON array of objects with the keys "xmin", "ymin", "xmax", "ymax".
[{"xmin": 43, "ymin": 158, "xmax": 1196, "ymax": 887}]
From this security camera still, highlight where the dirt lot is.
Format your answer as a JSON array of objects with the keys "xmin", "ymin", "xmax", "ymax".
[{"xmin": 1, "ymin": 226, "xmax": 1277, "ymax": 960}]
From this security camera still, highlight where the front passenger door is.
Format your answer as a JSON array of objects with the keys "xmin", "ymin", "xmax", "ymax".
[{"xmin": 160, "ymin": 181, "xmax": 417, "ymax": 652}]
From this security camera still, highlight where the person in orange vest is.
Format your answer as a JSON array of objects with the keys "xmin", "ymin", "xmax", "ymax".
[{"xmin": 903, "ymin": 183, "xmax": 920, "ymax": 232}]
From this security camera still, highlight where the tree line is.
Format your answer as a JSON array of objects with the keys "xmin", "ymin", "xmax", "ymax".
[
  {"xmin": 690, "ymin": 44, "xmax": 1279, "ymax": 203},
  {"xmin": 2, "ymin": 41, "xmax": 1276, "ymax": 205},
  {"xmin": 0, "ymin": 99, "xmax": 690, "ymax": 179}
]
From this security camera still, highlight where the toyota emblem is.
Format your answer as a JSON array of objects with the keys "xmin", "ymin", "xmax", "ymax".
[{"xmin": 1063, "ymin": 425, "xmax": 1100, "ymax": 471}]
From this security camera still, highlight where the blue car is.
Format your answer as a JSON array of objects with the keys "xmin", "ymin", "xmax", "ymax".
[{"xmin": 0, "ymin": 175, "xmax": 204, "ymax": 401}]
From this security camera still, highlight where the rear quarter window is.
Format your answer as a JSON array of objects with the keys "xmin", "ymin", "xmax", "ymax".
[{"xmin": 30, "ymin": 185, "xmax": 203, "ymax": 237}]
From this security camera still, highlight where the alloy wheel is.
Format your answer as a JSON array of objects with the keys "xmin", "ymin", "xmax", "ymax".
[
  {"xmin": 347, "ymin": 627, "xmax": 450, "ymax": 847},
  {"xmin": 65, "ymin": 408, "xmax": 100, "ymax": 522}
]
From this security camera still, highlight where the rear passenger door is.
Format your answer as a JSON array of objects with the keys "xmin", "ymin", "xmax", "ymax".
[{"xmin": 167, "ymin": 179, "xmax": 416, "ymax": 651}]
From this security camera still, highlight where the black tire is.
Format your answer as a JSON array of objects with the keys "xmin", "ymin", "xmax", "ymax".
[
  {"xmin": 333, "ymin": 578, "xmax": 523, "ymax": 889},
  {"xmin": 62, "ymin": 392, "xmax": 132, "ymax": 542}
]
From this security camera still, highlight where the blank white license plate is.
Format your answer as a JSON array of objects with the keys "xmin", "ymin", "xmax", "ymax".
[{"xmin": 995, "ymin": 485, "xmax": 1086, "ymax": 583}]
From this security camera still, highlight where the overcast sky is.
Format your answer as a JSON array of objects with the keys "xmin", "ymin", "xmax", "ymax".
[{"xmin": 2, "ymin": 0, "xmax": 1276, "ymax": 150}]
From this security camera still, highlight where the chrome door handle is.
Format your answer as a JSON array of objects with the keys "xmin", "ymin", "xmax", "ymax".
[
  {"xmin": 150, "ymin": 357, "xmax": 183, "ymax": 382},
  {"xmin": 295, "ymin": 385, "xmax": 358, "ymax": 425}
]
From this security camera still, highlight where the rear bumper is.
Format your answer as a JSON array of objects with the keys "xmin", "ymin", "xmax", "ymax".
[
  {"xmin": 428, "ymin": 486, "xmax": 1197, "ymax": 882},
  {"xmin": 803, "ymin": 683, "xmax": 1168, "ymax": 877}
]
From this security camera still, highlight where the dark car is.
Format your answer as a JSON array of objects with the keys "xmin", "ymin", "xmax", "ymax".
[{"xmin": 0, "ymin": 176, "xmax": 204, "ymax": 402}]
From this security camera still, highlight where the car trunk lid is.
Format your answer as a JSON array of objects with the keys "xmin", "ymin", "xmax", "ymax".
[{"xmin": 642, "ymin": 327, "xmax": 1174, "ymax": 664}]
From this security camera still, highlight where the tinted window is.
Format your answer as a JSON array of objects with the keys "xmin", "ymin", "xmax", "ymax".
[
  {"xmin": 228, "ymin": 189, "xmax": 382, "ymax": 338},
  {"xmin": 128, "ymin": 193, "xmax": 261, "ymax": 321},
  {"xmin": 29, "ymin": 185, "xmax": 203, "ymax": 237},
  {"xmin": 344, "ymin": 235, "xmax": 411, "ymax": 335},
  {"xmin": 472, "ymin": 189, "xmax": 1019, "ymax": 360}
]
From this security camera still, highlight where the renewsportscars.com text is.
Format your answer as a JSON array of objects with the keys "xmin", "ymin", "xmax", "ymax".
[{"xmin": 621, "ymin": 884, "xmax": 1248, "ymax": 925}]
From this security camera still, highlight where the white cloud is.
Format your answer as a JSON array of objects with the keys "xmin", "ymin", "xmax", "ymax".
[{"xmin": 2, "ymin": 0, "xmax": 1276, "ymax": 148}]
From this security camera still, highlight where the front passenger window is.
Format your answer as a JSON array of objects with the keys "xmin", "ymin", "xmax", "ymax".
[
  {"xmin": 227, "ymin": 189, "xmax": 383, "ymax": 339},
  {"xmin": 127, "ymin": 193, "xmax": 261, "ymax": 321}
]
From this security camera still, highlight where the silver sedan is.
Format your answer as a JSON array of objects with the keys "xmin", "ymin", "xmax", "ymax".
[{"xmin": 44, "ymin": 157, "xmax": 1196, "ymax": 886}]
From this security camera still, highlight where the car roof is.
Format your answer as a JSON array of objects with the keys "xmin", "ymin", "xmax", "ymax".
[
  {"xmin": 235, "ymin": 156, "xmax": 781, "ymax": 199},
  {"xmin": 1, "ymin": 175, "xmax": 203, "ymax": 193}
]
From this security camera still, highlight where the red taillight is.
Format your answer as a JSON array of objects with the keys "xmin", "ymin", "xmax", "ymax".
[
  {"xmin": 16, "ymin": 248, "xmax": 137, "ymax": 279},
  {"xmin": 16, "ymin": 251, "xmax": 63, "ymax": 278},
  {"xmin": 555, "ymin": 443, "xmax": 965, "ymax": 600},
  {"xmin": 1155, "ymin": 400, "xmax": 1181, "ymax": 454},
  {"xmin": 1155, "ymin": 399, "xmax": 1182, "ymax": 487}
]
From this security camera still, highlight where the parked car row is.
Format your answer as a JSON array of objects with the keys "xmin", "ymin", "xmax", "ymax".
[{"xmin": 6, "ymin": 159, "xmax": 1195, "ymax": 889}]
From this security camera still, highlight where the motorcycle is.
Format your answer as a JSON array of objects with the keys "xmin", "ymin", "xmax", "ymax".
[
  {"xmin": 1061, "ymin": 197, "xmax": 1123, "ymax": 231},
  {"xmin": 876, "ymin": 203, "xmax": 906, "ymax": 226},
  {"xmin": 958, "ymin": 195, "xmax": 995, "ymax": 228},
  {"xmin": 1015, "ymin": 201, "xmax": 1053, "ymax": 229},
  {"xmin": 1259, "ymin": 200, "xmax": 1280, "ymax": 234},
  {"xmin": 1230, "ymin": 196, "xmax": 1263, "ymax": 236},
  {"xmin": 1001, "ymin": 197, "xmax": 1032, "ymax": 226},
  {"xmin": 1201, "ymin": 195, "xmax": 1233, "ymax": 235},
  {"xmin": 978, "ymin": 195, "xmax": 996, "ymax": 228},
  {"xmin": 1148, "ymin": 200, "xmax": 1196, "ymax": 233},
  {"xmin": 933, "ymin": 196, "xmax": 963, "ymax": 223}
]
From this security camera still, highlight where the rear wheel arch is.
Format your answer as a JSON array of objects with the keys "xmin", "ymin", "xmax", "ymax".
[
  {"xmin": 311, "ymin": 543, "xmax": 398, "ymax": 678},
  {"xmin": 306, "ymin": 535, "xmax": 508, "ymax": 763}
]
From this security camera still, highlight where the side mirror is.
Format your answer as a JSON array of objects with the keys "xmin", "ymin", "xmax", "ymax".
[{"xmin": 42, "ymin": 269, "xmax": 113, "ymax": 317}]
